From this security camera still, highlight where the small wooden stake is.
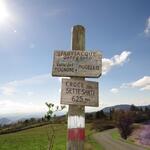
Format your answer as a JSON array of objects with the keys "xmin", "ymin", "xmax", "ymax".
[{"xmin": 67, "ymin": 25, "xmax": 85, "ymax": 150}]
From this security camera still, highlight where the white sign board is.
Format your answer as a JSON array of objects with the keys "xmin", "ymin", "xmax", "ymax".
[
  {"xmin": 61, "ymin": 79, "xmax": 99, "ymax": 107},
  {"xmin": 52, "ymin": 50, "xmax": 102, "ymax": 78}
]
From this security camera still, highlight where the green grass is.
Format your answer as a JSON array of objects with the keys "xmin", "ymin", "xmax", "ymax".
[
  {"xmin": 0, "ymin": 124, "xmax": 66, "ymax": 150},
  {"xmin": 111, "ymin": 129, "xmax": 121, "ymax": 140},
  {"xmin": 0, "ymin": 123, "xmax": 102, "ymax": 150},
  {"xmin": 85, "ymin": 124, "xmax": 104, "ymax": 150},
  {"xmin": 85, "ymin": 135, "xmax": 104, "ymax": 150}
]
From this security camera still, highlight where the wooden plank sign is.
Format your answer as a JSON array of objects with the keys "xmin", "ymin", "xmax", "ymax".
[
  {"xmin": 61, "ymin": 79, "xmax": 99, "ymax": 107},
  {"xmin": 52, "ymin": 50, "xmax": 102, "ymax": 78}
]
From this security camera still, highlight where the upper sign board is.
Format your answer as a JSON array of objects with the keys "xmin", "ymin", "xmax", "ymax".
[
  {"xmin": 61, "ymin": 79, "xmax": 99, "ymax": 107},
  {"xmin": 52, "ymin": 50, "xmax": 102, "ymax": 78}
]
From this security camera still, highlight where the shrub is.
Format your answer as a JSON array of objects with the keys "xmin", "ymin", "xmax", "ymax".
[{"xmin": 115, "ymin": 110, "xmax": 133, "ymax": 139}]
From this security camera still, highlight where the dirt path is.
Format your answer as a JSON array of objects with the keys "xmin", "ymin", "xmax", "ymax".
[{"xmin": 93, "ymin": 129, "xmax": 146, "ymax": 150}]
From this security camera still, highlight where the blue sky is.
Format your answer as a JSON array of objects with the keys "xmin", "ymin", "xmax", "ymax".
[{"xmin": 0, "ymin": 0, "xmax": 149, "ymax": 115}]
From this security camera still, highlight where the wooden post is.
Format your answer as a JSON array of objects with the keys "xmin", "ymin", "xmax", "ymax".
[
  {"xmin": 67, "ymin": 25, "xmax": 85, "ymax": 150},
  {"xmin": 52, "ymin": 25, "xmax": 102, "ymax": 149}
]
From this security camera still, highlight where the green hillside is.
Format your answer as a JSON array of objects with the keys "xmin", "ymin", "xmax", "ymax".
[{"xmin": 0, "ymin": 123, "xmax": 101, "ymax": 150}]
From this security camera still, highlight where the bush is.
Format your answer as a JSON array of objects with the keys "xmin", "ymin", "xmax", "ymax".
[{"xmin": 115, "ymin": 110, "xmax": 133, "ymax": 139}]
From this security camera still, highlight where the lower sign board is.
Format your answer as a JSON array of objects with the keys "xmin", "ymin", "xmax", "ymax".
[
  {"xmin": 61, "ymin": 79, "xmax": 99, "ymax": 107},
  {"xmin": 52, "ymin": 50, "xmax": 102, "ymax": 78}
]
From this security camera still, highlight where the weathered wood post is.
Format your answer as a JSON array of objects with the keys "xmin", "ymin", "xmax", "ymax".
[
  {"xmin": 52, "ymin": 25, "xmax": 102, "ymax": 150},
  {"xmin": 67, "ymin": 25, "xmax": 85, "ymax": 150}
]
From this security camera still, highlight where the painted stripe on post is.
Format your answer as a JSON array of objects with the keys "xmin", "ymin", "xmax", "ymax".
[
  {"xmin": 68, "ymin": 116, "xmax": 85, "ymax": 128},
  {"xmin": 68, "ymin": 115, "xmax": 85, "ymax": 141},
  {"xmin": 68, "ymin": 128, "xmax": 85, "ymax": 141}
]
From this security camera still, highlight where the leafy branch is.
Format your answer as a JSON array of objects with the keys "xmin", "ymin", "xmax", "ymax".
[{"xmin": 45, "ymin": 102, "xmax": 66, "ymax": 150}]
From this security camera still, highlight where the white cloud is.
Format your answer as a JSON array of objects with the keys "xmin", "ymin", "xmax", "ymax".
[
  {"xmin": 102, "ymin": 58, "xmax": 113, "ymax": 74},
  {"xmin": 0, "ymin": 74, "xmax": 50, "ymax": 96},
  {"xmin": 102, "ymin": 51, "xmax": 131, "ymax": 74},
  {"xmin": 0, "ymin": 85, "xmax": 16, "ymax": 95},
  {"xmin": 122, "ymin": 76, "xmax": 150, "ymax": 91},
  {"xmin": 8, "ymin": 74, "xmax": 50, "ymax": 86},
  {"xmin": 110, "ymin": 88, "xmax": 119, "ymax": 94},
  {"xmin": 27, "ymin": 91, "xmax": 34, "ymax": 96},
  {"xmin": 144, "ymin": 16, "xmax": 150, "ymax": 36},
  {"xmin": 140, "ymin": 85, "xmax": 150, "ymax": 91},
  {"xmin": 131, "ymin": 76, "xmax": 150, "ymax": 88},
  {"xmin": 0, "ymin": 74, "xmax": 65, "ymax": 114},
  {"xmin": 0, "ymin": 100, "xmax": 46, "ymax": 115}
]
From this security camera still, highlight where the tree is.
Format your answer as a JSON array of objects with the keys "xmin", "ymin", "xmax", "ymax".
[
  {"xmin": 115, "ymin": 110, "xmax": 133, "ymax": 139},
  {"xmin": 109, "ymin": 108, "xmax": 115, "ymax": 120},
  {"xmin": 45, "ymin": 102, "xmax": 66, "ymax": 150},
  {"xmin": 130, "ymin": 104, "xmax": 139, "ymax": 111},
  {"xmin": 95, "ymin": 110, "xmax": 106, "ymax": 119}
]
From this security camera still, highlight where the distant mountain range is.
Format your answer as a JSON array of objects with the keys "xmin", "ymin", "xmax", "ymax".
[
  {"xmin": 0, "ymin": 112, "xmax": 45, "ymax": 126},
  {"xmin": 0, "ymin": 104, "xmax": 150, "ymax": 125},
  {"xmin": 0, "ymin": 118, "xmax": 12, "ymax": 125},
  {"xmin": 102, "ymin": 104, "xmax": 150, "ymax": 112},
  {"xmin": 0, "ymin": 111, "xmax": 63, "ymax": 125}
]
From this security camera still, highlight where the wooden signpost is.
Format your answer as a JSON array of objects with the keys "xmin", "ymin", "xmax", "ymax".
[
  {"xmin": 52, "ymin": 25, "xmax": 102, "ymax": 150},
  {"xmin": 52, "ymin": 51, "xmax": 102, "ymax": 77},
  {"xmin": 61, "ymin": 79, "xmax": 99, "ymax": 107}
]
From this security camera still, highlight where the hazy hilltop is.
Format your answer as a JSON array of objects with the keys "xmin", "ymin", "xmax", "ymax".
[
  {"xmin": 102, "ymin": 104, "xmax": 150, "ymax": 113},
  {"xmin": 0, "ymin": 104, "xmax": 150, "ymax": 125},
  {"xmin": 0, "ymin": 118, "xmax": 11, "ymax": 125}
]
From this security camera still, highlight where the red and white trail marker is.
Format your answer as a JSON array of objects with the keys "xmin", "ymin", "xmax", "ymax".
[
  {"xmin": 52, "ymin": 25, "xmax": 102, "ymax": 150},
  {"xmin": 68, "ymin": 116, "xmax": 85, "ymax": 141}
]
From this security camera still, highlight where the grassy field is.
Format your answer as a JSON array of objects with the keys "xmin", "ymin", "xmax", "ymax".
[{"xmin": 0, "ymin": 123, "xmax": 101, "ymax": 150}]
